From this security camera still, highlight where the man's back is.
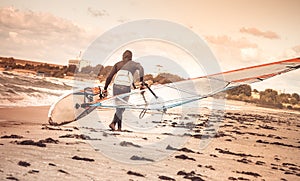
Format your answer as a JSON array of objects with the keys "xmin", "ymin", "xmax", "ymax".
[
  {"xmin": 114, "ymin": 60, "xmax": 143, "ymax": 76},
  {"xmin": 104, "ymin": 59, "xmax": 144, "ymax": 90}
]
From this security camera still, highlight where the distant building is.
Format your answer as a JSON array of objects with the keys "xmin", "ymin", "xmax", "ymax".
[
  {"xmin": 68, "ymin": 59, "xmax": 80, "ymax": 66},
  {"xmin": 68, "ymin": 59, "xmax": 90, "ymax": 72},
  {"xmin": 79, "ymin": 59, "xmax": 91, "ymax": 71}
]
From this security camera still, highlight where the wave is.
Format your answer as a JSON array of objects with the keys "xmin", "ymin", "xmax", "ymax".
[{"xmin": 0, "ymin": 71, "xmax": 100, "ymax": 107}]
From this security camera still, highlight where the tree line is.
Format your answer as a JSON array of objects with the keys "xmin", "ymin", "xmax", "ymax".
[{"xmin": 227, "ymin": 84, "xmax": 300, "ymax": 110}]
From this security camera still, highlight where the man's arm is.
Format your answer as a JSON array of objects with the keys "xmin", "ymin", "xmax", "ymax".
[
  {"xmin": 136, "ymin": 63, "xmax": 146, "ymax": 90},
  {"xmin": 137, "ymin": 63, "xmax": 144, "ymax": 83},
  {"xmin": 104, "ymin": 64, "xmax": 118, "ymax": 90}
]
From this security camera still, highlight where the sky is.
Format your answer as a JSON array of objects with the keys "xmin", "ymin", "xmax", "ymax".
[{"xmin": 0, "ymin": 0, "xmax": 299, "ymax": 93}]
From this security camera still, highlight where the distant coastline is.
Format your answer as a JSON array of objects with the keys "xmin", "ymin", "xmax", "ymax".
[
  {"xmin": 0, "ymin": 56, "xmax": 184, "ymax": 83},
  {"xmin": 1, "ymin": 56, "xmax": 299, "ymax": 111},
  {"xmin": 0, "ymin": 56, "xmax": 64, "ymax": 67}
]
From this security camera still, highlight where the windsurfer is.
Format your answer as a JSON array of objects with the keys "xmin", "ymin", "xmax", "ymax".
[{"xmin": 102, "ymin": 50, "xmax": 145, "ymax": 131}]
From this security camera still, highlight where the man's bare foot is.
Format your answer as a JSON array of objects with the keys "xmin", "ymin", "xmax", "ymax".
[{"xmin": 109, "ymin": 123, "xmax": 115, "ymax": 131}]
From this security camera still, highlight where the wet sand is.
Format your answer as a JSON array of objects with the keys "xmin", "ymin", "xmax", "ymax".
[{"xmin": 0, "ymin": 102, "xmax": 299, "ymax": 180}]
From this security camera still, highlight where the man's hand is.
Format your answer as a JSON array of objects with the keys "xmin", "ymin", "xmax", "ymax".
[
  {"xmin": 93, "ymin": 87, "xmax": 101, "ymax": 94},
  {"xmin": 140, "ymin": 85, "xmax": 146, "ymax": 90},
  {"xmin": 102, "ymin": 90, "xmax": 108, "ymax": 98},
  {"xmin": 140, "ymin": 82, "xmax": 147, "ymax": 90}
]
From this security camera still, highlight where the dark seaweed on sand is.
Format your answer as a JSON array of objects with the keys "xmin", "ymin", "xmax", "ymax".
[
  {"xmin": 1, "ymin": 134, "xmax": 23, "ymax": 139},
  {"xmin": 215, "ymin": 148, "xmax": 261, "ymax": 158},
  {"xmin": 16, "ymin": 140, "xmax": 46, "ymax": 147},
  {"xmin": 120, "ymin": 141, "xmax": 141, "ymax": 148},
  {"xmin": 127, "ymin": 170, "xmax": 145, "ymax": 177},
  {"xmin": 158, "ymin": 175, "xmax": 176, "ymax": 180},
  {"xmin": 130, "ymin": 155, "xmax": 154, "ymax": 162},
  {"xmin": 40, "ymin": 138, "xmax": 59, "ymax": 144},
  {"xmin": 58, "ymin": 169, "xmax": 69, "ymax": 174},
  {"xmin": 72, "ymin": 155, "xmax": 95, "ymax": 162},
  {"xmin": 59, "ymin": 134, "xmax": 101, "ymax": 140},
  {"xmin": 175, "ymin": 154, "xmax": 196, "ymax": 161},
  {"xmin": 236, "ymin": 171, "xmax": 261, "ymax": 177},
  {"xmin": 177, "ymin": 170, "xmax": 205, "ymax": 181},
  {"xmin": 18, "ymin": 161, "xmax": 30, "ymax": 167},
  {"xmin": 6, "ymin": 176, "xmax": 19, "ymax": 181}
]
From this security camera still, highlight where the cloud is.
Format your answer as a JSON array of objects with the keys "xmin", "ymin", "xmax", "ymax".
[
  {"xmin": 88, "ymin": 7, "xmax": 109, "ymax": 17},
  {"xmin": 205, "ymin": 35, "xmax": 257, "ymax": 48},
  {"xmin": 240, "ymin": 27, "xmax": 280, "ymax": 39},
  {"xmin": 205, "ymin": 35, "xmax": 263, "ymax": 71},
  {"xmin": 0, "ymin": 7, "xmax": 83, "ymax": 34},
  {"xmin": 240, "ymin": 48, "xmax": 258, "ymax": 60},
  {"xmin": 117, "ymin": 17, "xmax": 130, "ymax": 23},
  {"xmin": 0, "ymin": 7, "xmax": 94, "ymax": 64},
  {"xmin": 292, "ymin": 45, "xmax": 300, "ymax": 53},
  {"xmin": 282, "ymin": 45, "xmax": 300, "ymax": 58}
]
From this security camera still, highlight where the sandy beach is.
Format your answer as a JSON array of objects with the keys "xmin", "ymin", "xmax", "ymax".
[
  {"xmin": 0, "ymin": 101, "xmax": 299, "ymax": 181},
  {"xmin": 1, "ymin": 1, "xmax": 300, "ymax": 180}
]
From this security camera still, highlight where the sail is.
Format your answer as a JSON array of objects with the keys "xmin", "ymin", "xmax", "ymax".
[{"xmin": 96, "ymin": 57, "xmax": 300, "ymax": 110}]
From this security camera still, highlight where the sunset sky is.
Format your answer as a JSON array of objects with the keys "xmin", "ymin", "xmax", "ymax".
[{"xmin": 0, "ymin": 0, "xmax": 299, "ymax": 93}]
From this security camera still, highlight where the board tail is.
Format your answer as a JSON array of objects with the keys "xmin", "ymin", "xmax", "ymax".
[
  {"xmin": 48, "ymin": 106, "xmax": 97, "ymax": 126},
  {"xmin": 48, "ymin": 87, "xmax": 104, "ymax": 126}
]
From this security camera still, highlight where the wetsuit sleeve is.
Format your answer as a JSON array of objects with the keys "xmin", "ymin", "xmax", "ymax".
[
  {"xmin": 137, "ymin": 63, "xmax": 144, "ymax": 82},
  {"xmin": 104, "ymin": 64, "xmax": 118, "ymax": 90}
]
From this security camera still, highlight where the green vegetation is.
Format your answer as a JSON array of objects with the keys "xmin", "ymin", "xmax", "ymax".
[
  {"xmin": 152, "ymin": 73, "xmax": 184, "ymax": 84},
  {"xmin": 227, "ymin": 85, "xmax": 300, "ymax": 111}
]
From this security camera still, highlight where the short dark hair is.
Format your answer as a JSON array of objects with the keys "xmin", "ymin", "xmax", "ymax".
[{"xmin": 123, "ymin": 50, "xmax": 132, "ymax": 60}]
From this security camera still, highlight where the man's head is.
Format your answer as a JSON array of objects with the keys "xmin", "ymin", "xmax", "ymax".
[{"xmin": 122, "ymin": 50, "xmax": 132, "ymax": 61}]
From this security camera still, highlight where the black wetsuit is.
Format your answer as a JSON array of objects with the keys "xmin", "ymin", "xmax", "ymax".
[{"xmin": 104, "ymin": 60, "xmax": 144, "ymax": 129}]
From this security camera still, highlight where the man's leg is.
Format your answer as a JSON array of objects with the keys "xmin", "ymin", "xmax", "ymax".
[
  {"xmin": 115, "ymin": 108, "xmax": 125, "ymax": 131},
  {"xmin": 110, "ymin": 84, "xmax": 130, "ymax": 131},
  {"xmin": 109, "ymin": 115, "xmax": 117, "ymax": 131},
  {"xmin": 110, "ymin": 107, "xmax": 125, "ymax": 131}
]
